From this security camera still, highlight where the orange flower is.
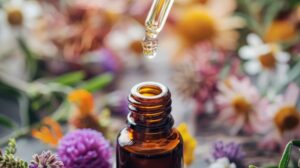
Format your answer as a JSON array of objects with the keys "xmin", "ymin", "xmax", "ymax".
[
  {"xmin": 264, "ymin": 20, "xmax": 296, "ymax": 43},
  {"xmin": 31, "ymin": 117, "xmax": 63, "ymax": 147},
  {"xmin": 68, "ymin": 89, "xmax": 102, "ymax": 131},
  {"xmin": 68, "ymin": 89, "xmax": 94, "ymax": 114}
]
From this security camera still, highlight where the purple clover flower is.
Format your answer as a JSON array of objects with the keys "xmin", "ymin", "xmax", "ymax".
[
  {"xmin": 58, "ymin": 129, "xmax": 112, "ymax": 168},
  {"xmin": 212, "ymin": 141, "xmax": 245, "ymax": 166}
]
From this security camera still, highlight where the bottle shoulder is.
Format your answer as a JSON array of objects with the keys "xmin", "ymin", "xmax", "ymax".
[{"xmin": 117, "ymin": 127, "xmax": 183, "ymax": 155}]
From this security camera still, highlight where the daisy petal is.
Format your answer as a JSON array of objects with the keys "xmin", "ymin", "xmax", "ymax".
[
  {"xmin": 247, "ymin": 33, "xmax": 263, "ymax": 46},
  {"xmin": 284, "ymin": 83, "xmax": 299, "ymax": 105},
  {"xmin": 257, "ymin": 71, "xmax": 272, "ymax": 91},
  {"xmin": 23, "ymin": 1, "xmax": 42, "ymax": 22},
  {"xmin": 239, "ymin": 46, "xmax": 257, "ymax": 60},
  {"xmin": 256, "ymin": 44, "xmax": 271, "ymax": 55},
  {"xmin": 275, "ymin": 51, "xmax": 290, "ymax": 63},
  {"xmin": 276, "ymin": 64, "xmax": 289, "ymax": 82},
  {"xmin": 244, "ymin": 60, "xmax": 261, "ymax": 75},
  {"xmin": 208, "ymin": 0, "xmax": 236, "ymax": 17},
  {"xmin": 230, "ymin": 115, "xmax": 244, "ymax": 135}
]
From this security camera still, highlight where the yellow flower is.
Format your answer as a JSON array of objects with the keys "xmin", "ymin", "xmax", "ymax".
[
  {"xmin": 177, "ymin": 123, "xmax": 197, "ymax": 166},
  {"xmin": 178, "ymin": 8, "xmax": 216, "ymax": 43},
  {"xmin": 68, "ymin": 89, "xmax": 94, "ymax": 114},
  {"xmin": 31, "ymin": 117, "xmax": 63, "ymax": 147},
  {"xmin": 175, "ymin": 0, "xmax": 244, "ymax": 50}
]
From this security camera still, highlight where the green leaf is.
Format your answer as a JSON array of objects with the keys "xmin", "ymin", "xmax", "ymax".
[
  {"xmin": 288, "ymin": 0, "xmax": 300, "ymax": 8},
  {"xmin": 236, "ymin": 12, "xmax": 263, "ymax": 36},
  {"xmin": 17, "ymin": 37, "xmax": 38, "ymax": 80},
  {"xmin": 219, "ymin": 64, "xmax": 230, "ymax": 80},
  {"xmin": 279, "ymin": 141, "xmax": 292, "ymax": 168},
  {"xmin": 78, "ymin": 73, "xmax": 113, "ymax": 92},
  {"xmin": 51, "ymin": 71, "xmax": 85, "ymax": 85},
  {"xmin": 249, "ymin": 164, "xmax": 278, "ymax": 168},
  {"xmin": 263, "ymin": 1, "xmax": 284, "ymax": 31},
  {"xmin": 0, "ymin": 114, "xmax": 15, "ymax": 128},
  {"xmin": 51, "ymin": 100, "xmax": 71, "ymax": 122},
  {"xmin": 17, "ymin": 92, "xmax": 30, "ymax": 127},
  {"xmin": 278, "ymin": 140, "xmax": 300, "ymax": 168},
  {"xmin": 267, "ymin": 61, "xmax": 300, "ymax": 99}
]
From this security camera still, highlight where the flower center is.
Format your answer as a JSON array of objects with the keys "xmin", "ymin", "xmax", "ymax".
[
  {"xmin": 258, "ymin": 51, "xmax": 276, "ymax": 69},
  {"xmin": 199, "ymin": 0, "xmax": 208, "ymax": 4},
  {"xmin": 274, "ymin": 106, "xmax": 299, "ymax": 133},
  {"xmin": 178, "ymin": 7, "xmax": 216, "ymax": 43},
  {"xmin": 231, "ymin": 95, "xmax": 252, "ymax": 114},
  {"xmin": 6, "ymin": 8, "xmax": 23, "ymax": 26}
]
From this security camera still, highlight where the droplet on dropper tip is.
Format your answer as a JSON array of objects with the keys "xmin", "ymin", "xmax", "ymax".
[
  {"xmin": 146, "ymin": 54, "xmax": 156, "ymax": 59},
  {"xmin": 142, "ymin": 36, "xmax": 158, "ymax": 59},
  {"xmin": 143, "ymin": 49, "xmax": 157, "ymax": 59}
]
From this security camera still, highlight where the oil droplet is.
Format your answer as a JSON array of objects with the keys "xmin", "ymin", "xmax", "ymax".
[{"xmin": 142, "ymin": 37, "xmax": 158, "ymax": 59}]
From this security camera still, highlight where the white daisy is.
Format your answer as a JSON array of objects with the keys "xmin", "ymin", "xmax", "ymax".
[
  {"xmin": 0, "ymin": 0, "xmax": 42, "ymax": 79},
  {"xmin": 209, "ymin": 157, "xmax": 236, "ymax": 168},
  {"xmin": 0, "ymin": 0, "xmax": 42, "ymax": 54},
  {"xmin": 239, "ymin": 33, "xmax": 290, "ymax": 77},
  {"xmin": 104, "ymin": 18, "xmax": 145, "ymax": 68}
]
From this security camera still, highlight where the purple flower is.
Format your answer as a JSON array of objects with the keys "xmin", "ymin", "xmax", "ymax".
[
  {"xmin": 212, "ymin": 141, "xmax": 245, "ymax": 166},
  {"xmin": 58, "ymin": 129, "xmax": 112, "ymax": 168},
  {"xmin": 29, "ymin": 151, "xmax": 64, "ymax": 168},
  {"xmin": 106, "ymin": 91, "xmax": 128, "ymax": 116},
  {"xmin": 82, "ymin": 48, "xmax": 121, "ymax": 76}
]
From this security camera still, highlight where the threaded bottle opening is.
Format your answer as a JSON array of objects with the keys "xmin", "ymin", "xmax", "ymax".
[
  {"xmin": 128, "ymin": 82, "xmax": 173, "ymax": 130},
  {"xmin": 138, "ymin": 85, "xmax": 162, "ymax": 97},
  {"xmin": 131, "ymin": 82, "xmax": 167, "ymax": 100}
]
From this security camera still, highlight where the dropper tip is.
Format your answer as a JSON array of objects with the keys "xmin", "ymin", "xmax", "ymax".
[
  {"xmin": 142, "ymin": 36, "xmax": 158, "ymax": 59},
  {"xmin": 143, "ymin": 51, "xmax": 157, "ymax": 59}
]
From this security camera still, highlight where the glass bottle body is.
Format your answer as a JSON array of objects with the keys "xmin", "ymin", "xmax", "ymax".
[
  {"xmin": 116, "ymin": 82, "xmax": 183, "ymax": 168},
  {"xmin": 117, "ymin": 127, "xmax": 183, "ymax": 168}
]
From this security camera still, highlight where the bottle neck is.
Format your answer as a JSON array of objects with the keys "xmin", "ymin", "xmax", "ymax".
[{"xmin": 127, "ymin": 82, "xmax": 174, "ymax": 134}]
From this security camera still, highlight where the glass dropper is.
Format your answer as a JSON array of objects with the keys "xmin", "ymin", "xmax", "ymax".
[{"xmin": 142, "ymin": 0, "xmax": 174, "ymax": 59}]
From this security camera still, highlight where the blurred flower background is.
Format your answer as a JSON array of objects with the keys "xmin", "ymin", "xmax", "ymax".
[{"xmin": 0, "ymin": 0, "xmax": 300, "ymax": 167}]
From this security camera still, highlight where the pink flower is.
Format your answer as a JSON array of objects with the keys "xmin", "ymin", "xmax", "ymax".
[
  {"xmin": 174, "ymin": 42, "xmax": 233, "ymax": 114},
  {"xmin": 192, "ymin": 43, "xmax": 225, "ymax": 113},
  {"xmin": 260, "ymin": 84, "xmax": 300, "ymax": 150},
  {"xmin": 39, "ymin": 0, "xmax": 120, "ymax": 61},
  {"xmin": 215, "ymin": 76, "xmax": 268, "ymax": 135}
]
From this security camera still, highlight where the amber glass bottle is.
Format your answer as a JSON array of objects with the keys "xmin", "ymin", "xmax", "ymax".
[{"xmin": 116, "ymin": 82, "xmax": 183, "ymax": 168}]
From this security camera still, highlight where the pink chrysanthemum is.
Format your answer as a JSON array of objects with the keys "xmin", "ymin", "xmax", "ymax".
[
  {"xmin": 260, "ymin": 84, "xmax": 300, "ymax": 150},
  {"xmin": 173, "ymin": 43, "xmax": 222, "ymax": 111},
  {"xmin": 174, "ymin": 42, "xmax": 239, "ymax": 114},
  {"xmin": 58, "ymin": 129, "xmax": 112, "ymax": 168},
  {"xmin": 215, "ymin": 76, "xmax": 268, "ymax": 135}
]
